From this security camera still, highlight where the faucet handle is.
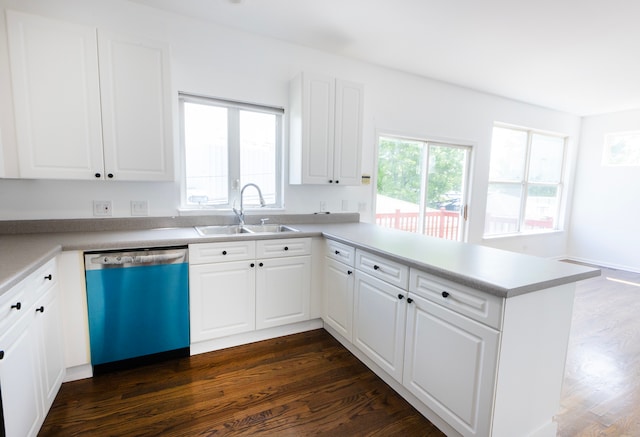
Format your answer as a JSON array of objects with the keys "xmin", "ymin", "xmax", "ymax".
[{"xmin": 260, "ymin": 218, "xmax": 269, "ymax": 225}]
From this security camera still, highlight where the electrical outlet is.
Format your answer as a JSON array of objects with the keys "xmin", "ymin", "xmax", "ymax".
[
  {"xmin": 131, "ymin": 200, "xmax": 148, "ymax": 216},
  {"xmin": 358, "ymin": 202, "xmax": 367, "ymax": 212},
  {"xmin": 93, "ymin": 200, "xmax": 112, "ymax": 217}
]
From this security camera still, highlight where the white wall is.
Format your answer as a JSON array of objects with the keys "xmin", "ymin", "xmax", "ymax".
[
  {"xmin": 568, "ymin": 109, "xmax": 640, "ymax": 271},
  {"xmin": 0, "ymin": 0, "xmax": 583, "ymax": 257}
]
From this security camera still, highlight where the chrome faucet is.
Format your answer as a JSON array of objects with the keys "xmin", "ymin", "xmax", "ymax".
[{"xmin": 233, "ymin": 183, "xmax": 266, "ymax": 225}]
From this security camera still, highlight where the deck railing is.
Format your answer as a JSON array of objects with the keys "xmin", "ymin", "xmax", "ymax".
[{"xmin": 375, "ymin": 208, "xmax": 460, "ymax": 240}]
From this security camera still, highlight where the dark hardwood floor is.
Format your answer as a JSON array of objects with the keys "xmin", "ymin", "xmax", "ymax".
[
  {"xmin": 39, "ymin": 329, "xmax": 444, "ymax": 436},
  {"xmin": 40, "ymin": 265, "xmax": 640, "ymax": 436}
]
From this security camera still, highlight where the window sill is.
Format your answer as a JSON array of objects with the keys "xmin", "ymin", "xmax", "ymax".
[{"xmin": 482, "ymin": 229, "xmax": 565, "ymax": 241}]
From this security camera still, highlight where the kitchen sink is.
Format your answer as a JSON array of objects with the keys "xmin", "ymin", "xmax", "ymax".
[
  {"xmin": 194, "ymin": 225, "xmax": 248, "ymax": 236},
  {"xmin": 241, "ymin": 224, "xmax": 299, "ymax": 234},
  {"xmin": 194, "ymin": 224, "xmax": 299, "ymax": 236}
]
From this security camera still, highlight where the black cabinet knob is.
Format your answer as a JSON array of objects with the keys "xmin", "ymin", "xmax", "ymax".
[
  {"xmin": 407, "ymin": 298, "xmax": 414, "ymax": 304},
  {"xmin": 442, "ymin": 291, "xmax": 450, "ymax": 298},
  {"xmin": 94, "ymin": 173, "xmax": 101, "ymax": 178},
  {"xmin": 284, "ymin": 246, "xmax": 289, "ymax": 251},
  {"xmin": 335, "ymin": 250, "xmax": 340, "ymax": 255},
  {"xmin": 0, "ymin": 350, "xmax": 4, "ymax": 360},
  {"xmin": 222, "ymin": 250, "xmax": 227, "ymax": 255},
  {"xmin": 11, "ymin": 302, "xmax": 21, "ymax": 310},
  {"xmin": 259, "ymin": 262, "xmax": 264, "ymax": 267},
  {"xmin": 373, "ymin": 265, "xmax": 380, "ymax": 270},
  {"xmin": 335, "ymin": 180, "xmax": 339, "ymax": 184},
  {"xmin": 107, "ymin": 173, "xmax": 114, "ymax": 179},
  {"xmin": 347, "ymin": 270, "xmax": 353, "ymax": 275},
  {"xmin": 397, "ymin": 294, "xmax": 404, "ymax": 300},
  {"xmin": 36, "ymin": 306, "xmax": 45, "ymax": 313},
  {"xmin": 44, "ymin": 274, "xmax": 52, "ymax": 280},
  {"xmin": 250, "ymin": 263, "xmax": 255, "ymax": 267},
  {"xmin": 328, "ymin": 180, "xmax": 333, "ymax": 183}
]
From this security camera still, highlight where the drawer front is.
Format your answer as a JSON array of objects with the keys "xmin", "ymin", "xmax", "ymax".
[
  {"xmin": 0, "ymin": 281, "xmax": 29, "ymax": 334},
  {"xmin": 325, "ymin": 239, "xmax": 355, "ymax": 266},
  {"xmin": 33, "ymin": 257, "xmax": 58, "ymax": 297},
  {"xmin": 355, "ymin": 250, "xmax": 408, "ymax": 289},
  {"xmin": 409, "ymin": 269, "xmax": 503, "ymax": 329},
  {"xmin": 257, "ymin": 238, "xmax": 311, "ymax": 259},
  {"xmin": 189, "ymin": 241, "xmax": 256, "ymax": 264}
]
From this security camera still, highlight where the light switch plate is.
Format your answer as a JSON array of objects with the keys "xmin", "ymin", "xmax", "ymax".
[{"xmin": 131, "ymin": 200, "xmax": 148, "ymax": 216}]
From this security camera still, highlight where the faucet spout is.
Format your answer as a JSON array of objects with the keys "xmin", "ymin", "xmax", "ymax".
[{"xmin": 233, "ymin": 183, "xmax": 266, "ymax": 225}]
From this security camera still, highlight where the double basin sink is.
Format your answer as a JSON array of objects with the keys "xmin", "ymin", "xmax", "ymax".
[{"xmin": 195, "ymin": 224, "xmax": 299, "ymax": 237}]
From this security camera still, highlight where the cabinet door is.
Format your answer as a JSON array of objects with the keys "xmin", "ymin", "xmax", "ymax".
[
  {"xmin": 189, "ymin": 261, "xmax": 256, "ymax": 342},
  {"xmin": 34, "ymin": 284, "xmax": 65, "ymax": 411},
  {"xmin": 0, "ymin": 313, "xmax": 42, "ymax": 437},
  {"xmin": 256, "ymin": 256, "xmax": 311, "ymax": 329},
  {"xmin": 333, "ymin": 80, "xmax": 363, "ymax": 185},
  {"xmin": 353, "ymin": 271, "xmax": 406, "ymax": 382},
  {"xmin": 6, "ymin": 10, "xmax": 104, "ymax": 180},
  {"xmin": 404, "ymin": 292, "xmax": 499, "ymax": 437},
  {"xmin": 324, "ymin": 257, "xmax": 354, "ymax": 340},
  {"xmin": 98, "ymin": 31, "xmax": 174, "ymax": 181}
]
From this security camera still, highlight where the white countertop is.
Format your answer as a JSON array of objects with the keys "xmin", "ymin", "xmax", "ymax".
[{"xmin": 0, "ymin": 221, "xmax": 599, "ymax": 299}]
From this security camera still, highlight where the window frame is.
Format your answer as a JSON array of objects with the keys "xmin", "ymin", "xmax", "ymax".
[
  {"xmin": 484, "ymin": 124, "xmax": 568, "ymax": 237},
  {"xmin": 179, "ymin": 93, "xmax": 284, "ymax": 210}
]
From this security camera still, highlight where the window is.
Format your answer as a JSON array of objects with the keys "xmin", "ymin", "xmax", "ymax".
[
  {"xmin": 603, "ymin": 131, "xmax": 640, "ymax": 166},
  {"xmin": 375, "ymin": 135, "xmax": 472, "ymax": 241},
  {"xmin": 484, "ymin": 125, "xmax": 567, "ymax": 236},
  {"xmin": 180, "ymin": 94, "xmax": 283, "ymax": 208}
]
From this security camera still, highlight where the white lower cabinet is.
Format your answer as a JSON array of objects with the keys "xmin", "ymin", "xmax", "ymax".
[
  {"xmin": 0, "ymin": 258, "xmax": 64, "ymax": 437},
  {"xmin": 324, "ymin": 257, "xmax": 354, "ymax": 340},
  {"xmin": 353, "ymin": 271, "xmax": 407, "ymax": 383},
  {"xmin": 190, "ymin": 260, "xmax": 256, "ymax": 341},
  {"xmin": 256, "ymin": 255, "xmax": 311, "ymax": 329},
  {"xmin": 403, "ymin": 291, "xmax": 499, "ymax": 437},
  {"xmin": 189, "ymin": 238, "xmax": 312, "ymax": 344}
]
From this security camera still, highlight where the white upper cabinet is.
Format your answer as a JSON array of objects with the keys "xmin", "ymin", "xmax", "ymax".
[
  {"xmin": 5, "ymin": 11, "xmax": 174, "ymax": 181},
  {"xmin": 6, "ymin": 10, "xmax": 104, "ymax": 180},
  {"xmin": 97, "ymin": 31, "xmax": 173, "ymax": 181},
  {"xmin": 289, "ymin": 72, "xmax": 363, "ymax": 185}
]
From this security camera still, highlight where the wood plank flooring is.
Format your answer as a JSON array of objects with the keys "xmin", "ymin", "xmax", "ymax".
[
  {"xmin": 556, "ymin": 265, "xmax": 640, "ymax": 436},
  {"xmin": 39, "ymin": 329, "xmax": 444, "ymax": 436},
  {"xmin": 39, "ymin": 264, "xmax": 640, "ymax": 436}
]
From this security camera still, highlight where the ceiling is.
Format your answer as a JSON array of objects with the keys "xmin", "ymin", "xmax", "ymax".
[{"xmin": 130, "ymin": 0, "xmax": 640, "ymax": 116}]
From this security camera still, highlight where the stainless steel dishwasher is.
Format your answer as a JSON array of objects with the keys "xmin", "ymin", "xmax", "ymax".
[{"xmin": 84, "ymin": 247, "xmax": 189, "ymax": 372}]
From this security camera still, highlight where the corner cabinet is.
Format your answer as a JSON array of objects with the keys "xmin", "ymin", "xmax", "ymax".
[
  {"xmin": 289, "ymin": 72, "xmax": 363, "ymax": 185},
  {"xmin": 5, "ymin": 10, "xmax": 174, "ymax": 181}
]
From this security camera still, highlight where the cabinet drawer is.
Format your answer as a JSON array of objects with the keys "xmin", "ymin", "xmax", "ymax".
[
  {"xmin": 355, "ymin": 250, "xmax": 408, "ymax": 289},
  {"xmin": 325, "ymin": 239, "xmax": 355, "ymax": 266},
  {"xmin": 0, "ymin": 281, "xmax": 29, "ymax": 334},
  {"xmin": 32, "ymin": 258, "xmax": 58, "ymax": 297},
  {"xmin": 409, "ymin": 269, "xmax": 503, "ymax": 330},
  {"xmin": 189, "ymin": 241, "xmax": 256, "ymax": 264},
  {"xmin": 257, "ymin": 238, "xmax": 311, "ymax": 259}
]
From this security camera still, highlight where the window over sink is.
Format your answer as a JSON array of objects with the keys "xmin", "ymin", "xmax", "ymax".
[{"xmin": 179, "ymin": 93, "xmax": 284, "ymax": 209}]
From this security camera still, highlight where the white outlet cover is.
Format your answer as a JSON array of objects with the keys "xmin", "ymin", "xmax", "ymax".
[
  {"xmin": 131, "ymin": 200, "xmax": 148, "ymax": 216},
  {"xmin": 93, "ymin": 200, "xmax": 112, "ymax": 217}
]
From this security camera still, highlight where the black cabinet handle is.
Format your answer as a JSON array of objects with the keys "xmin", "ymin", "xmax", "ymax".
[
  {"xmin": 11, "ymin": 302, "xmax": 21, "ymax": 310},
  {"xmin": 328, "ymin": 179, "xmax": 333, "ymax": 183},
  {"xmin": 94, "ymin": 172, "xmax": 101, "ymax": 178},
  {"xmin": 284, "ymin": 246, "xmax": 289, "ymax": 251},
  {"xmin": 0, "ymin": 350, "xmax": 4, "ymax": 360},
  {"xmin": 373, "ymin": 265, "xmax": 380, "ymax": 270},
  {"xmin": 250, "ymin": 263, "xmax": 255, "ymax": 268},
  {"xmin": 347, "ymin": 270, "xmax": 353, "ymax": 275},
  {"xmin": 36, "ymin": 306, "xmax": 45, "ymax": 313},
  {"xmin": 407, "ymin": 298, "xmax": 414, "ymax": 304},
  {"xmin": 335, "ymin": 250, "xmax": 340, "ymax": 255},
  {"xmin": 397, "ymin": 294, "xmax": 404, "ymax": 300},
  {"xmin": 335, "ymin": 180, "xmax": 339, "ymax": 184},
  {"xmin": 442, "ymin": 291, "xmax": 450, "ymax": 298},
  {"xmin": 259, "ymin": 262, "xmax": 264, "ymax": 267},
  {"xmin": 107, "ymin": 173, "xmax": 114, "ymax": 179},
  {"xmin": 44, "ymin": 274, "xmax": 52, "ymax": 280},
  {"xmin": 222, "ymin": 250, "xmax": 227, "ymax": 255}
]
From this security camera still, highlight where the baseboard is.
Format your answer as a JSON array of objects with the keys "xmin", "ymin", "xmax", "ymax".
[
  {"xmin": 190, "ymin": 319, "xmax": 323, "ymax": 355},
  {"xmin": 565, "ymin": 256, "xmax": 640, "ymax": 273},
  {"xmin": 63, "ymin": 364, "xmax": 93, "ymax": 382}
]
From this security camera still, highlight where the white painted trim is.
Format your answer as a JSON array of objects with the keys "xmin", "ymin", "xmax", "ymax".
[{"xmin": 63, "ymin": 364, "xmax": 93, "ymax": 382}]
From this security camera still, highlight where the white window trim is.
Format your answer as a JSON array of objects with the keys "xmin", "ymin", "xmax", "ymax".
[
  {"xmin": 178, "ymin": 93, "xmax": 284, "ymax": 212},
  {"xmin": 484, "ymin": 124, "xmax": 568, "ymax": 238}
]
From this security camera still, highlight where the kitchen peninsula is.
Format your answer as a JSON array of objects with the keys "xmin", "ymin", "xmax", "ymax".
[{"xmin": 0, "ymin": 215, "xmax": 599, "ymax": 437}]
